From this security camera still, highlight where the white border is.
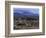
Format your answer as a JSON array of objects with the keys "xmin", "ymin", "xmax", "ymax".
[{"xmin": 10, "ymin": 5, "xmax": 42, "ymax": 33}]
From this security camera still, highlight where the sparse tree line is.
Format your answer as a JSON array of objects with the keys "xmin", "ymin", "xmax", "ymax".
[{"xmin": 14, "ymin": 16, "xmax": 39, "ymax": 29}]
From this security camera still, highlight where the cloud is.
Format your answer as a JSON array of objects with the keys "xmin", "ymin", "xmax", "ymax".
[{"xmin": 14, "ymin": 8, "xmax": 39, "ymax": 15}]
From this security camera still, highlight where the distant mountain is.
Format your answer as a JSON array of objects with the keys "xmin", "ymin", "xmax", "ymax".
[
  {"xmin": 14, "ymin": 12, "xmax": 39, "ymax": 17},
  {"xmin": 14, "ymin": 8, "xmax": 39, "ymax": 20},
  {"xmin": 14, "ymin": 8, "xmax": 39, "ymax": 17}
]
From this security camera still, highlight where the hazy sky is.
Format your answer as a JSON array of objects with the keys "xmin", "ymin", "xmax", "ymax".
[{"xmin": 14, "ymin": 8, "xmax": 39, "ymax": 15}]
